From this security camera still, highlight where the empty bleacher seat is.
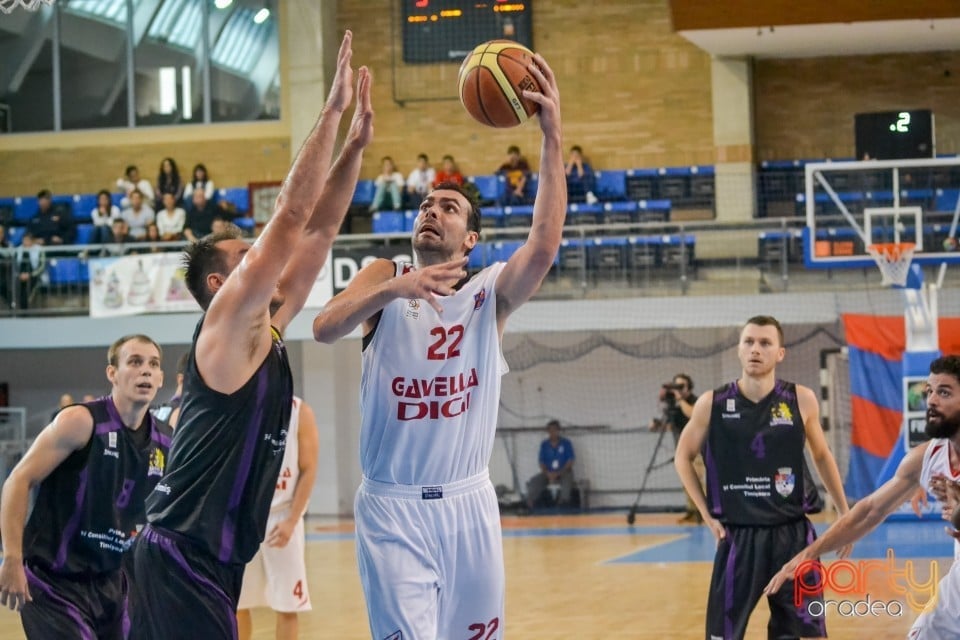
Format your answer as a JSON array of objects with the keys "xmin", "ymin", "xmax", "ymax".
[
  {"xmin": 558, "ymin": 238, "xmax": 588, "ymax": 274},
  {"xmin": 602, "ymin": 201, "xmax": 638, "ymax": 225},
  {"xmin": 74, "ymin": 224, "xmax": 97, "ymax": 245},
  {"xmin": 565, "ymin": 203, "xmax": 602, "ymax": 226},
  {"xmin": 72, "ymin": 194, "xmax": 98, "ymax": 222},
  {"xmin": 479, "ymin": 206, "xmax": 503, "ymax": 228},
  {"xmin": 594, "ymin": 170, "xmax": 626, "ymax": 201},
  {"xmin": 111, "ymin": 192, "xmax": 125, "ymax": 208},
  {"xmin": 627, "ymin": 236, "xmax": 659, "ymax": 270},
  {"xmin": 46, "ymin": 257, "xmax": 85, "ymax": 285},
  {"xmin": 935, "ymin": 188, "xmax": 960, "ymax": 213},
  {"xmin": 403, "ymin": 210, "xmax": 418, "ymax": 232},
  {"xmin": 489, "ymin": 240, "xmax": 523, "ymax": 263},
  {"xmin": 218, "ymin": 188, "xmax": 250, "ymax": 214},
  {"xmin": 13, "ymin": 196, "xmax": 38, "ymax": 223},
  {"xmin": 371, "ymin": 211, "xmax": 405, "ymax": 234},
  {"xmin": 468, "ymin": 175, "xmax": 505, "ymax": 205},
  {"xmin": 233, "ymin": 217, "xmax": 256, "ymax": 234},
  {"xmin": 626, "ymin": 168, "xmax": 657, "ymax": 200},
  {"xmin": 637, "ymin": 199, "xmax": 671, "ymax": 222},
  {"xmin": 8, "ymin": 226, "xmax": 27, "ymax": 246},
  {"xmin": 467, "ymin": 242, "xmax": 489, "ymax": 271},
  {"xmin": 588, "ymin": 237, "xmax": 627, "ymax": 275},
  {"xmin": 502, "ymin": 205, "xmax": 534, "ymax": 227},
  {"xmin": 352, "ymin": 180, "xmax": 375, "ymax": 208},
  {"xmin": 51, "ymin": 194, "xmax": 74, "ymax": 218}
]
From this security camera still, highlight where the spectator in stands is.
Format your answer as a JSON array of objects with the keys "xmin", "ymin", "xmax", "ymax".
[
  {"xmin": 51, "ymin": 393, "xmax": 74, "ymax": 421},
  {"xmin": 496, "ymin": 145, "xmax": 531, "ymax": 205},
  {"xmin": 102, "ymin": 218, "xmax": 134, "ymax": 256},
  {"xmin": 155, "ymin": 157, "xmax": 184, "ymax": 209},
  {"xmin": 182, "ymin": 163, "xmax": 216, "ymax": 202},
  {"xmin": 144, "ymin": 223, "xmax": 163, "ymax": 253},
  {"xmin": 13, "ymin": 232, "xmax": 45, "ymax": 310},
  {"xmin": 156, "ymin": 192, "xmax": 186, "ymax": 241},
  {"xmin": 0, "ymin": 224, "xmax": 10, "ymax": 307},
  {"xmin": 90, "ymin": 189, "xmax": 121, "ymax": 245},
  {"xmin": 433, "ymin": 154, "xmax": 464, "ymax": 187},
  {"xmin": 526, "ymin": 420, "xmax": 576, "ymax": 509},
  {"xmin": 369, "ymin": 156, "xmax": 404, "ymax": 213},
  {"xmin": 28, "ymin": 189, "xmax": 75, "ymax": 246},
  {"xmin": 406, "ymin": 153, "xmax": 436, "ymax": 206},
  {"xmin": 565, "ymin": 145, "xmax": 598, "ymax": 205},
  {"xmin": 121, "ymin": 189, "xmax": 155, "ymax": 240},
  {"xmin": 182, "ymin": 188, "xmax": 219, "ymax": 242},
  {"xmin": 116, "ymin": 165, "xmax": 155, "ymax": 208}
]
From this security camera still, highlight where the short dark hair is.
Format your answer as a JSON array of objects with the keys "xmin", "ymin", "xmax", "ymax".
[
  {"xmin": 571, "ymin": 145, "xmax": 583, "ymax": 154},
  {"xmin": 125, "ymin": 165, "xmax": 138, "ymax": 177},
  {"xmin": 108, "ymin": 334, "xmax": 162, "ymax": 368},
  {"xmin": 432, "ymin": 181, "xmax": 481, "ymax": 235},
  {"xmin": 182, "ymin": 227, "xmax": 244, "ymax": 310},
  {"xmin": 507, "ymin": 145, "xmax": 520, "ymax": 155},
  {"xmin": 37, "ymin": 189, "xmax": 52, "ymax": 199},
  {"xmin": 674, "ymin": 373, "xmax": 693, "ymax": 390},
  {"xmin": 930, "ymin": 355, "xmax": 960, "ymax": 384},
  {"xmin": 743, "ymin": 315, "xmax": 784, "ymax": 345},
  {"xmin": 417, "ymin": 153, "xmax": 429, "ymax": 162},
  {"xmin": 547, "ymin": 419, "xmax": 561, "ymax": 430},
  {"xmin": 97, "ymin": 189, "xmax": 112, "ymax": 200}
]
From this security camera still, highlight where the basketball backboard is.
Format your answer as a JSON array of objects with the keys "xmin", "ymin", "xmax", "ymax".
[{"xmin": 803, "ymin": 157, "xmax": 960, "ymax": 271}]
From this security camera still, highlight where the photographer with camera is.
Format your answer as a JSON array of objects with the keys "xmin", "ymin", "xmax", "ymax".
[{"xmin": 652, "ymin": 374, "xmax": 702, "ymax": 523}]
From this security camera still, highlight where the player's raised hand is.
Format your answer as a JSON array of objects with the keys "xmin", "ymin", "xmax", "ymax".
[
  {"xmin": 344, "ymin": 66, "xmax": 373, "ymax": 149},
  {"xmin": 0, "ymin": 560, "xmax": 31, "ymax": 612},
  {"xmin": 324, "ymin": 30, "xmax": 355, "ymax": 114},
  {"xmin": 392, "ymin": 257, "xmax": 468, "ymax": 314},
  {"xmin": 523, "ymin": 53, "xmax": 561, "ymax": 134}
]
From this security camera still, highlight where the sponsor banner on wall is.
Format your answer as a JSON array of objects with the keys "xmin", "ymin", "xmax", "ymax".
[
  {"xmin": 89, "ymin": 253, "xmax": 333, "ymax": 317},
  {"xmin": 331, "ymin": 245, "xmax": 413, "ymax": 294}
]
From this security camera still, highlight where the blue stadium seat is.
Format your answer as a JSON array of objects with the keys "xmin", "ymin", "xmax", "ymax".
[
  {"xmin": 74, "ymin": 224, "xmax": 97, "ymax": 245},
  {"xmin": 525, "ymin": 173, "xmax": 539, "ymax": 199},
  {"xmin": 8, "ymin": 226, "xmax": 26, "ymax": 246},
  {"xmin": 489, "ymin": 240, "xmax": 523, "ymax": 263},
  {"xmin": 602, "ymin": 200, "xmax": 638, "ymax": 225},
  {"xmin": 13, "ymin": 196, "xmax": 38, "ymax": 223},
  {"xmin": 637, "ymin": 199, "xmax": 671, "ymax": 222},
  {"xmin": 72, "ymin": 194, "xmax": 98, "ymax": 222},
  {"xmin": 467, "ymin": 242, "xmax": 488, "ymax": 270},
  {"xmin": 479, "ymin": 206, "xmax": 503, "ymax": 228},
  {"xmin": 468, "ymin": 175, "xmax": 505, "ymax": 205},
  {"xmin": 935, "ymin": 188, "xmax": 960, "ymax": 213},
  {"xmin": 233, "ymin": 217, "xmax": 255, "ymax": 233},
  {"xmin": 594, "ymin": 170, "xmax": 627, "ymax": 201},
  {"xmin": 371, "ymin": 211, "xmax": 405, "ymax": 234},
  {"xmin": 46, "ymin": 257, "xmax": 84, "ymax": 285},
  {"xmin": 111, "ymin": 192, "xmax": 124, "ymax": 207},
  {"xmin": 51, "ymin": 194, "xmax": 74, "ymax": 217},
  {"xmin": 352, "ymin": 180, "xmax": 375, "ymax": 207},
  {"xmin": 218, "ymin": 188, "xmax": 250, "ymax": 214},
  {"xmin": 502, "ymin": 205, "xmax": 534, "ymax": 227},
  {"xmin": 566, "ymin": 202, "xmax": 602, "ymax": 226},
  {"xmin": 404, "ymin": 210, "xmax": 418, "ymax": 232}
]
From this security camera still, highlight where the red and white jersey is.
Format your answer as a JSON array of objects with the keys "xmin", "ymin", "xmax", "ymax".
[
  {"xmin": 272, "ymin": 396, "xmax": 301, "ymax": 511},
  {"xmin": 359, "ymin": 261, "xmax": 508, "ymax": 485},
  {"xmin": 920, "ymin": 437, "xmax": 960, "ymax": 561}
]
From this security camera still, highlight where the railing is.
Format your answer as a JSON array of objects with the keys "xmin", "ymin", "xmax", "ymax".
[{"xmin": 0, "ymin": 408, "xmax": 28, "ymax": 479}]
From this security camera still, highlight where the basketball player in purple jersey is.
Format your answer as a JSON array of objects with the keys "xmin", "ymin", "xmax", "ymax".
[
  {"xmin": 313, "ymin": 53, "xmax": 563, "ymax": 639},
  {"xmin": 127, "ymin": 31, "xmax": 372, "ymax": 638},
  {"xmin": 675, "ymin": 315, "xmax": 851, "ymax": 640},
  {"xmin": 0, "ymin": 335, "xmax": 172, "ymax": 639}
]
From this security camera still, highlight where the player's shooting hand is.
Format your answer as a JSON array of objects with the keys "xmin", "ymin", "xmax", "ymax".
[
  {"xmin": 324, "ymin": 30, "xmax": 354, "ymax": 114},
  {"xmin": 524, "ymin": 53, "xmax": 561, "ymax": 134},
  {"xmin": 266, "ymin": 518, "xmax": 296, "ymax": 549},
  {"xmin": 0, "ymin": 560, "xmax": 31, "ymax": 611},
  {"xmin": 344, "ymin": 66, "xmax": 373, "ymax": 150},
  {"xmin": 393, "ymin": 257, "xmax": 468, "ymax": 314}
]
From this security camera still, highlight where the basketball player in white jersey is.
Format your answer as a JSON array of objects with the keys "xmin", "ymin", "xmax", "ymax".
[
  {"xmin": 766, "ymin": 354, "xmax": 960, "ymax": 639},
  {"xmin": 313, "ymin": 53, "xmax": 563, "ymax": 639},
  {"xmin": 237, "ymin": 396, "xmax": 319, "ymax": 640}
]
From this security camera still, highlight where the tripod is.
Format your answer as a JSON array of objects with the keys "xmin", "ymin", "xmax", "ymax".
[{"xmin": 626, "ymin": 420, "xmax": 676, "ymax": 525}]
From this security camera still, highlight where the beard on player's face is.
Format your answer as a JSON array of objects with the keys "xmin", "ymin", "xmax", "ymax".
[{"xmin": 925, "ymin": 408, "xmax": 960, "ymax": 439}]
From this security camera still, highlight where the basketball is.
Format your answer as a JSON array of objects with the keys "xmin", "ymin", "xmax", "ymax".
[
  {"xmin": 458, "ymin": 40, "xmax": 542, "ymax": 128},
  {"xmin": 943, "ymin": 236, "xmax": 958, "ymax": 252}
]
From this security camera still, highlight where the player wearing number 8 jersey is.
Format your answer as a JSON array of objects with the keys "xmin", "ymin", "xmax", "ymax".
[
  {"xmin": 313, "ymin": 51, "xmax": 564, "ymax": 640},
  {"xmin": 674, "ymin": 315, "xmax": 851, "ymax": 640}
]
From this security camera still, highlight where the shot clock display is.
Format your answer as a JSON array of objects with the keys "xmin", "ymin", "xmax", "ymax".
[
  {"xmin": 402, "ymin": 0, "xmax": 533, "ymax": 64},
  {"xmin": 855, "ymin": 109, "xmax": 935, "ymax": 160}
]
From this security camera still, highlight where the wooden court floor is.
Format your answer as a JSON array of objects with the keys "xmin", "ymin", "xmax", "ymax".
[{"xmin": 0, "ymin": 512, "xmax": 951, "ymax": 639}]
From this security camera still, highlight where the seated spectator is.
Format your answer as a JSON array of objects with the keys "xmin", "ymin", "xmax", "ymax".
[
  {"xmin": 155, "ymin": 157, "xmax": 184, "ymax": 209},
  {"xmin": 0, "ymin": 224, "xmax": 9, "ymax": 307},
  {"xmin": 13, "ymin": 232, "xmax": 45, "ymax": 310},
  {"xmin": 525, "ymin": 420, "xmax": 577, "ymax": 509},
  {"xmin": 116, "ymin": 165, "xmax": 155, "ymax": 208},
  {"xmin": 90, "ymin": 189, "xmax": 121, "ymax": 244},
  {"xmin": 496, "ymin": 145, "xmax": 531, "ymax": 205},
  {"xmin": 28, "ymin": 189, "xmax": 75, "ymax": 246},
  {"xmin": 144, "ymin": 222, "xmax": 163, "ymax": 252},
  {"xmin": 433, "ymin": 154, "xmax": 464, "ymax": 187},
  {"xmin": 102, "ymin": 218, "xmax": 134, "ymax": 256},
  {"xmin": 369, "ymin": 156, "xmax": 405, "ymax": 212},
  {"xmin": 52, "ymin": 393, "xmax": 74, "ymax": 421},
  {"xmin": 183, "ymin": 188, "xmax": 219, "ymax": 242},
  {"xmin": 182, "ymin": 163, "xmax": 216, "ymax": 202},
  {"xmin": 406, "ymin": 153, "xmax": 436, "ymax": 206},
  {"xmin": 120, "ymin": 189, "xmax": 155, "ymax": 240},
  {"xmin": 565, "ymin": 145, "xmax": 598, "ymax": 204},
  {"xmin": 155, "ymin": 192, "xmax": 186, "ymax": 241}
]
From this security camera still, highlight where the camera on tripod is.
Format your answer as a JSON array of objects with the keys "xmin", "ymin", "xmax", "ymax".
[{"xmin": 661, "ymin": 381, "xmax": 684, "ymax": 404}]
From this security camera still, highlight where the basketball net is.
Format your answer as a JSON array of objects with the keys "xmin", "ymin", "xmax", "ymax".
[
  {"xmin": 866, "ymin": 242, "xmax": 916, "ymax": 287},
  {"xmin": 0, "ymin": 0, "xmax": 53, "ymax": 13}
]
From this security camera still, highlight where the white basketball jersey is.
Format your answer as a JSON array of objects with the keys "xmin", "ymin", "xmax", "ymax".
[
  {"xmin": 920, "ymin": 437, "xmax": 960, "ymax": 561},
  {"xmin": 359, "ymin": 261, "xmax": 508, "ymax": 485},
  {"xmin": 272, "ymin": 396, "xmax": 301, "ymax": 510}
]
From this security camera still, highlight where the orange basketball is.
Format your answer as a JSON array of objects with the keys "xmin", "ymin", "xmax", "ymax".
[{"xmin": 458, "ymin": 40, "xmax": 541, "ymax": 128}]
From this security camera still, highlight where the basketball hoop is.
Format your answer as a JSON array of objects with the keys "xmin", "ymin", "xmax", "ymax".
[
  {"xmin": 867, "ymin": 242, "xmax": 916, "ymax": 287},
  {"xmin": 0, "ymin": 0, "xmax": 53, "ymax": 13}
]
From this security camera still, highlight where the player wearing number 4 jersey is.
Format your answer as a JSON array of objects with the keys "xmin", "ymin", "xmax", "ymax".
[
  {"xmin": 313, "ymin": 52, "xmax": 564, "ymax": 640},
  {"xmin": 675, "ymin": 316, "xmax": 851, "ymax": 640}
]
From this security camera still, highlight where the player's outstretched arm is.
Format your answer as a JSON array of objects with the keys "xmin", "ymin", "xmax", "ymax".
[
  {"xmin": 764, "ymin": 441, "xmax": 929, "ymax": 596},
  {"xmin": 495, "ymin": 53, "xmax": 565, "ymax": 325},
  {"xmin": 798, "ymin": 385, "xmax": 852, "ymax": 555},
  {"xmin": 313, "ymin": 256, "xmax": 468, "ymax": 343},
  {"xmin": 0, "ymin": 408, "xmax": 93, "ymax": 611},
  {"xmin": 272, "ymin": 64, "xmax": 374, "ymax": 333},
  {"xmin": 266, "ymin": 400, "xmax": 320, "ymax": 548},
  {"xmin": 674, "ymin": 393, "xmax": 723, "ymax": 540}
]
